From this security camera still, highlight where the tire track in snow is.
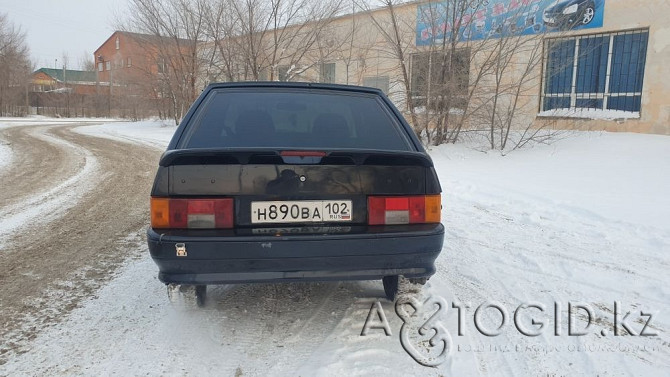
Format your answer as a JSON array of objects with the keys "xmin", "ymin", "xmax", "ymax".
[
  {"xmin": 0, "ymin": 125, "xmax": 160, "ymax": 365},
  {"xmin": 0, "ymin": 125, "xmax": 77, "ymax": 208},
  {"xmin": 0, "ymin": 125, "xmax": 99, "ymax": 246},
  {"xmin": 198, "ymin": 281, "xmax": 358, "ymax": 375}
]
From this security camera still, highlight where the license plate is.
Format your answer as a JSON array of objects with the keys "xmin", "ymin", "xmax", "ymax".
[{"xmin": 251, "ymin": 200, "xmax": 352, "ymax": 224}]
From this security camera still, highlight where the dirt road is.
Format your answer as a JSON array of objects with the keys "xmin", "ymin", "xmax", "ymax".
[{"xmin": 0, "ymin": 123, "xmax": 161, "ymax": 362}]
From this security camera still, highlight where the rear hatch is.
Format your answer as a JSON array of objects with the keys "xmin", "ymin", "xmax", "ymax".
[{"xmin": 150, "ymin": 85, "xmax": 441, "ymax": 232}]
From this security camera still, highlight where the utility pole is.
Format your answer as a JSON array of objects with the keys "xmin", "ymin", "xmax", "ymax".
[
  {"xmin": 96, "ymin": 55, "xmax": 103, "ymax": 117},
  {"xmin": 24, "ymin": 64, "xmax": 30, "ymax": 116},
  {"xmin": 108, "ymin": 60, "xmax": 113, "ymax": 117},
  {"xmin": 63, "ymin": 62, "xmax": 70, "ymax": 117}
]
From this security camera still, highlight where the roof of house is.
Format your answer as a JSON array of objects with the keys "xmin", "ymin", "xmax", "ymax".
[
  {"xmin": 94, "ymin": 30, "xmax": 195, "ymax": 56},
  {"xmin": 34, "ymin": 68, "xmax": 97, "ymax": 83}
]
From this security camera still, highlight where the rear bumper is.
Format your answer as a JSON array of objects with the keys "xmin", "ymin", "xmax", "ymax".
[{"xmin": 147, "ymin": 224, "xmax": 445, "ymax": 284}]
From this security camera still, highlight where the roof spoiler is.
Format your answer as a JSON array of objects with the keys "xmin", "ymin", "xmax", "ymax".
[{"xmin": 159, "ymin": 148, "xmax": 433, "ymax": 167}]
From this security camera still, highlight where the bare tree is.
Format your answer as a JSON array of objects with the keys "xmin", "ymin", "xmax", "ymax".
[
  {"xmin": 113, "ymin": 0, "xmax": 572, "ymax": 148},
  {"xmin": 363, "ymin": 0, "xmax": 566, "ymax": 150},
  {"xmin": 78, "ymin": 51, "xmax": 96, "ymax": 71},
  {"xmin": 213, "ymin": 0, "xmax": 344, "ymax": 82},
  {"xmin": 0, "ymin": 13, "xmax": 31, "ymax": 116},
  {"xmin": 359, "ymin": 0, "xmax": 420, "ymax": 133},
  {"xmin": 123, "ymin": 0, "xmax": 209, "ymax": 124}
]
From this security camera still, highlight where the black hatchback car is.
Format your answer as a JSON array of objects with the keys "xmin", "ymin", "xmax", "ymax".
[{"xmin": 148, "ymin": 82, "xmax": 444, "ymax": 306}]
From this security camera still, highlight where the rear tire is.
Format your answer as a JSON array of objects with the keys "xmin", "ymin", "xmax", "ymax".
[
  {"xmin": 167, "ymin": 284, "xmax": 207, "ymax": 308},
  {"xmin": 382, "ymin": 275, "xmax": 399, "ymax": 301}
]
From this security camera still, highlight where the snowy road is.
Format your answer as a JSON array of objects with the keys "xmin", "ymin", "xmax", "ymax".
[
  {"xmin": 0, "ymin": 121, "xmax": 161, "ymax": 365},
  {"xmin": 0, "ymin": 120, "xmax": 668, "ymax": 376}
]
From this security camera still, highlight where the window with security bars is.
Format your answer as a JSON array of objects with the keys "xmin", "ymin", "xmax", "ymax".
[{"xmin": 541, "ymin": 29, "xmax": 649, "ymax": 114}]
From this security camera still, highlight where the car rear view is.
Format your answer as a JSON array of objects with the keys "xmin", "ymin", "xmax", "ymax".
[{"xmin": 147, "ymin": 82, "xmax": 444, "ymax": 306}]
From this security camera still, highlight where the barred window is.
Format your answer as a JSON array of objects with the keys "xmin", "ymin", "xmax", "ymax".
[{"xmin": 541, "ymin": 29, "xmax": 649, "ymax": 114}]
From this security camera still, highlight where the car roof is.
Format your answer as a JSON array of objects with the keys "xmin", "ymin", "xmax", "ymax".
[{"xmin": 205, "ymin": 81, "xmax": 385, "ymax": 96}]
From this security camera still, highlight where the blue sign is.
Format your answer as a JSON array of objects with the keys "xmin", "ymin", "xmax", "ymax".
[{"xmin": 416, "ymin": 0, "xmax": 606, "ymax": 46}]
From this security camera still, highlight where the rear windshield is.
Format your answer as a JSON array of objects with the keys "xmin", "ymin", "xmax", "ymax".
[{"xmin": 178, "ymin": 89, "xmax": 413, "ymax": 151}]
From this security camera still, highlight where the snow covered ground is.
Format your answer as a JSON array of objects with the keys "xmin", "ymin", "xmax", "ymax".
[
  {"xmin": 1, "ymin": 121, "xmax": 668, "ymax": 376},
  {"xmin": 75, "ymin": 119, "xmax": 177, "ymax": 149},
  {"xmin": 0, "ymin": 126, "xmax": 99, "ymax": 245},
  {"xmin": 0, "ymin": 128, "xmax": 11, "ymax": 171},
  {"xmin": 0, "ymin": 118, "xmax": 110, "ymax": 246},
  {"xmin": 0, "ymin": 116, "xmax": 117, "ymax": 170}
]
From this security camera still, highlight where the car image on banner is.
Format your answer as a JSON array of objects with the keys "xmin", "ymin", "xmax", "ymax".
[
  {"xmin": 416, "ymin": 0, "xmax": 606, "ymax": 46},
  {"xmin": 542, "ymin": 0, "xmax": 598, "ymax": 29}
]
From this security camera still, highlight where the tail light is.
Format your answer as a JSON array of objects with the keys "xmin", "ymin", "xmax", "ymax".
[
  {"xmin": 151, "ymin": 198, "xmax": 233, "ymax": 229},
  {"xmin": 368, "ymin": 195, "xmax": 441, "ymax": 225}
]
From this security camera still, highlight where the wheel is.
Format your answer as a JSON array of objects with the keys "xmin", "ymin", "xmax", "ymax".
[
  {"xmin": 382, "ymin": 275, "xmax": 399, "ymax": 301},
  {"xmin": 581, "ymin": 6, "xmax": 595, "ymax": 25},
  {"xmin": 167, "ymin": 284, "xmax": 207, "ymax": 308}
]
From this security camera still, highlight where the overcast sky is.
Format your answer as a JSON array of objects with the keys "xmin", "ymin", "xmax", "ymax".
[{"xmin": 2, "ymin": 0, "xmax": 128, "ymax": 70}]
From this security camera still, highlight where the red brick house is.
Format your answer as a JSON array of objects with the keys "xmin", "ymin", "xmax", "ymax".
[
  {"xmin": 94, "ymin": 30, "xmax": 200, "ymax": 119},
  {"xmin": 94, "ymin": 31, "xmax": 165, "ymax": 97}
]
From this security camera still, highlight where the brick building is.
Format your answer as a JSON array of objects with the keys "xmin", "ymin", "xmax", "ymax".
[
  {"xmin": 93, "ymin": 30, "xmax": 199, "ymax": 119},
  {"xmin": 93, "ymin": 31, "xmax": 163, "ymax": 97}
]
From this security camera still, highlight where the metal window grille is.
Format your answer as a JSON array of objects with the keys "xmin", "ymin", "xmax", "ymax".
[{"xmin": 541, "ymin": 29, "xmax": 649, "ymax": 113}]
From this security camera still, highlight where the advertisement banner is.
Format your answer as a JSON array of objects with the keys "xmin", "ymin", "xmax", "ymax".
[{"xmin": 416, "ymin": 0, "xmax": 606, "ymax": 46}]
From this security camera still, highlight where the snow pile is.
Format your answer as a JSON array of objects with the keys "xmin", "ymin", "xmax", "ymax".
[
  {"xmin": 0, "ymin": 116, "xmax": 120, "ymax": 125},
  {"xmin": 537, "ymin": 108, "xmax": 640, "ymax": 120},
  {"xmin": 0, "ymin": 126, "xmax": 11, "ymax": 171},
  {"xmin": 1, "ymin": 122, "xmax": 669, "ymax": 376},
  {"xmin": 75, "ymin": 120, "xmax": 177, "ymax": 149}
]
